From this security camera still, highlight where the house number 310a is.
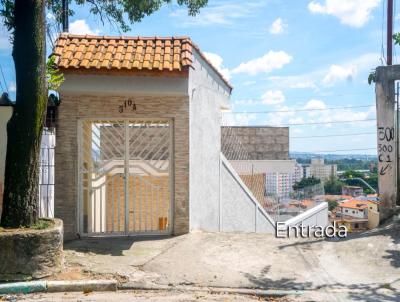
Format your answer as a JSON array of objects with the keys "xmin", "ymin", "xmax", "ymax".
[{"xmin": 119, "ymin": 99, "xmax": 137, "ymax": 113}]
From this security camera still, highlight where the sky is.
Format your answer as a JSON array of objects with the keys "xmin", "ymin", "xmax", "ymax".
[{"xmin": 0, "ymin": 0, "xmax": 394, "ymax": 155}]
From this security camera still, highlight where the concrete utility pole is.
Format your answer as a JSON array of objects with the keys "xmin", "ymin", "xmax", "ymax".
[
  {"xmin": 388, "ymin": 0, "xmax": 394, "ymax": 65},
  {"xmin": 62, "ymin": 0, "xmax": 69, "ymax": 32},
  {"xmin": 375, "ymin": 66, "xmax": 399, "ymax": 219}
]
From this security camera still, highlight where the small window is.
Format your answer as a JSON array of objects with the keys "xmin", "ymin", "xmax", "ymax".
[{"xmin": 355, "ymin": 223, "xmax": 359, "ymax": 229}]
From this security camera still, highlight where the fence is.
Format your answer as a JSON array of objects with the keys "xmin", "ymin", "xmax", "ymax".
[
  {"xmin": 221, "ymin": 113, "xmax": 325, "ymax": 222},
  {"xmin": 221, "ymin": 114, "xmax": 280, "ymax": 220},
  {"xmin": 38, "ymin": 128, "xmax": 55, "ymax": 218}
]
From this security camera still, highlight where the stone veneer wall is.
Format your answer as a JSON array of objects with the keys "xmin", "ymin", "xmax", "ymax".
[
  {"xmin": 55, "ymin": 94, "xmax": 189, "ymax": 240},
  {"xmin": 222, "ymin": 126, "xmax": 289, "ymax": 160}
]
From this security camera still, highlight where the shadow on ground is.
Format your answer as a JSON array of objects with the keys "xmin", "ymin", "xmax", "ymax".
[
  {"xmin": 278, "ymin": 221, "xmax": 400, "ymax": 269},
  {"xmin": 245, "ymin": 267, "xmax": 400, "ymax": 301},
  {"xmin": 65, "ymin": 236, "xmax": 174, "ymax": 256}
]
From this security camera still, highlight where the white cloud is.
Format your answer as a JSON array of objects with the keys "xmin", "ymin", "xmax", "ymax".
[
  {"xmin": 265, "ymin": 53, "xmax": 379, "ymax": 90},
  {"xmin": 301, "ymin": 99, "xmax": 376, "ymax": 127},
  {"xmin": 203, "ymin": 52, "xmax": 231, "ymax": 80},
  {"xmin": 232, "ymin": 51, "xmax": 292, "ymax": 75},
  {"xmin": 323, "ymin": 64, "xmax": 356, "ymax": 85},
  {"xmin": 170, "ymin": 1, "xmax": 265, "ymax": 27},
  {"xmin": 269, "ymin": 18, "xmax": 286, "ymax": 34},
  {"xmin": 265, "ymin": 105, "xmax": 296, "ymax": 126},
  {"xmin": 222, "ymin": 112, "xmax": 257, "ymax": 126},
  {"xmin": 69, "ymin": 19, "xmax": 100, "ymax": 35},
  {"xmin": 262, "ymin": 90, "xmax": 285, "ymax": 105},
  {"xmin": 308, "ymin": 0, "xmax": 381, "ymax": 27},
  {"xmin": 290, "ymin": 80, "xmax": 317, "ymax": 89},
  {"xmin": 304, "ymin": 99, "xmax": 327, "ymax": 110},
  {"xmin": 8, "ymin": 82, "xmax": 16, "ymax": 93}
]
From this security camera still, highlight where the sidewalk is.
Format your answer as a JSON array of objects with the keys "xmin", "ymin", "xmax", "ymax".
[
  {"xmin": 2, "ymin": 222, "xmax": 396, "ymax": 301},
  {"xmin": 58, "ymin": 222, "xmax": 400, "ymax": 301}
]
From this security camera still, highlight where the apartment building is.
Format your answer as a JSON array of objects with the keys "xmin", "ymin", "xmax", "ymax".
[{"xmin": 309, "ymin": 158, "xmax": 337, "ymax": 182}]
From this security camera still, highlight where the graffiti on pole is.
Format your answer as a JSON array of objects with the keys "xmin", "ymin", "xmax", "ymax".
[{"xmin": 378, "ymin": 126, "xmax": 395, "ymax": 175}]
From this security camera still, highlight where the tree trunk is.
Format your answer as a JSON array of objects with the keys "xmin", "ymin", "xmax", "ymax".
[{"xmin": 1, "ymin": 0, "xmax": 47, "ymax": 227}]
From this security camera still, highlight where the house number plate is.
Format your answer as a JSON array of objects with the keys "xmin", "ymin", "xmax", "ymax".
[{"xmin": 119, "ymin": 99, "xmax": 137, "ymax": 113}]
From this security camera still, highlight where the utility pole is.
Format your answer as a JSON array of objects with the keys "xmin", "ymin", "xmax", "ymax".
[
  {"xmin": 388, "ymin": 0, "xmax": 394, "ymax": 65},
  {"xmin": 62, "ymin": 0, "xmax": 69, "ymax": 32}
]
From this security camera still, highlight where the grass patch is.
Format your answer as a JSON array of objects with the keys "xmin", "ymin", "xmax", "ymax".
[
  {"xmin": 31, "ymin": 219, "xmax": 51, "ymax": 230},
  {"xmin": 380, "ymin": 283, "xmax": 394, "ymax": 291}
]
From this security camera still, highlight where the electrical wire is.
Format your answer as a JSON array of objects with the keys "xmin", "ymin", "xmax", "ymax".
[
  {"xmin": 298, "ymin": 148, "xmax": 376, "ymax": 153},
  {"xmin": 0, "ymin": 65, "xmax": 8, "ymax": 94},
  {"xmin": 276, "ymin": 119, "xmax": 376, "ymax": 126},
  {"xmin": 291, "ymin": 132, "xmax": 376, "ymax": 139},
  {"xmin": 226, "ymin": 104, "xmax": 375, "ymax": 114}
]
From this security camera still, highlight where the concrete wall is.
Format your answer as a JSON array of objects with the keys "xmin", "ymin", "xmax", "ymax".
[
  {"xmin": 188, "ymin": 49, "xmax": 231, "ymax": 232},
  {"xmin": 0, "ymin": 106, "xmax": 12, "ymax": 216},
  {"xmin": 220, "ymin": 155, "xmax": 275, "ymax": 233},
  {"xmin": 221, "ymin": 126, "xmax": 289, "ymax": 160},
  {"xmin": 56, "ymin": 74, "xmax": 190, "ymax": 240},
  {"xmin": 283, "ymin": 202, "xmax": 329, "ymax": 228}
]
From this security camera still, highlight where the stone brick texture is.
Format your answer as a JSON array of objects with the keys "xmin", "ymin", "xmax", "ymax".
[
  {"xmin": 221, "ymin": 126, "xmax": 289, "ymax": 160},
  {"xmin": 55, "ymin": 94, "xmax": 189, "ymax": 240}
]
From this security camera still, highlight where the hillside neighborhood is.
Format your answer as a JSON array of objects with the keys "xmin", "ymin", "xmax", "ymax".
[{"xmin": 0, "ymin": 1, "xmax": 399, "ymax": 302}]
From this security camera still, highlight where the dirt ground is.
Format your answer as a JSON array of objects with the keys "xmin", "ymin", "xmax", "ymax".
[
  {"xmin": 4, "ymin": 290, "xmax": 291, "ymax": 302},
  {"xmin": 41, "ymin": 221, "xmax": 400, "ymax": 301}
]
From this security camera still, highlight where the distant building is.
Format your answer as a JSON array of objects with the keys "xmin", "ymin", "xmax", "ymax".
[
  {"xmin": 230, "ymin": 159, "xmax": 301, "ymax": 198},
  {"xmin": 333, "ymin": 199, "xmax": 379, "ymax": 232},
  {"xmin": 301, "ymin": 164, "xmax": 311, "ymax": 178},
  {"xmin": 308, "ymin": 158, "xmax": 337, "ymax": 182},
  {"xmin": 342, "ymin": 186, "xmax": 364, "ymax": 197}
]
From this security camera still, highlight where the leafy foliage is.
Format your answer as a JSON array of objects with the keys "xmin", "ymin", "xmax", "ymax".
[
  {"xmin": 342, "ymin": 170, "xmax": 378, "ymax": 192},
  {"xmin": 328, "ymin": 200, "xmax": 338, "ymax": 211},
  {"xmin": 0, "ymin": 0, "xmax": 14, "ymax": 31},
  {"xmin": 368, "ymin": 70, "xmax": 376, "ymax": 85},
  {"xmin": 324, "ymin": 176, "xmax": 344, "ymax": 195},
  {"xmin": 293, "ymin": 176, "xmax": 321, "ymax": 191},
  {"xmin": 46, "ymin": 0, "xmax": 208, "ymax": 32},
  {"xmin": 2, "ymin": 0, "xmax": 208, "ymax": 32},
  {"xmin": 394, "ymin": 33, "xmax": 400, "ymax": 46},
  {"xmin": 46, "ymin": 55, "xmax": 64, "ymax": 91}
]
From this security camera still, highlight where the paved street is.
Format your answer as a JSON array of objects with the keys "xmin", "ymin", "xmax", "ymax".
[{"xmin": 58, "ymin": 221, "xmax": 400, "ymax": 302}]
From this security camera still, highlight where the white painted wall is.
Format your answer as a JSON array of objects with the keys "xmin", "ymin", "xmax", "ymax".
[
  {"xmin": 340, "ymin": 207, "xmax": 366, "ymax": 219},
  {"xmin": 220, "ymin": 155, "xmax": 275, "ymax": 233},
  {"xmin": 283, "ymin": 202, "xmax": 329, "ymax": 228},
  {"xmin": 188, "ymin": 49, "xmax": 231, "ymax": 232}
]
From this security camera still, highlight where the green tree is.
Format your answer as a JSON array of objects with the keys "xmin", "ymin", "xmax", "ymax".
[
  {"xmin": 327, "ymin": 200, "xmax": 338, "ymax": 211},
  {"xmin": 0, "ymin": 0, "xmax": 208, "ymax": 228},
  {"xmin": 293, "ymin": 177, "xmax": 321, "ymax": 191},
  {"xmin": 324, "ymin": 176, "xmax": 345, "ymax": 195}
]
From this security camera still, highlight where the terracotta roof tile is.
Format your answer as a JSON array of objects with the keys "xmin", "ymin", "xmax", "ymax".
[{"xmin": 53, "ymin": 34, "xmax": 232, "ymax": 90}]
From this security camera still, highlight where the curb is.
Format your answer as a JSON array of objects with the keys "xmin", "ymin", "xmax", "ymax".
[
  {"xmin": 119, "ymin": 283, "xmax": 303, "ymax": 297},
  {"xmin": 0, "ymin": 281, "xmax": 47, "ymax": 295},
  {"xmin": 0, "ymin": 280, "xmax": 117, "ymax": 295}
]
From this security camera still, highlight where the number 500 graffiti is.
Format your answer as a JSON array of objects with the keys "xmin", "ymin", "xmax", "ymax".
[{"xmin": 378, "ymin": 127, "xmax": 395, "ymax": 141}]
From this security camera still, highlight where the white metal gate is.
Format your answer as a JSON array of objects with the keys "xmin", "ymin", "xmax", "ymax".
[{"xmin": 78, "ymin": 119, "xmax": 172, "ymax": 236}]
